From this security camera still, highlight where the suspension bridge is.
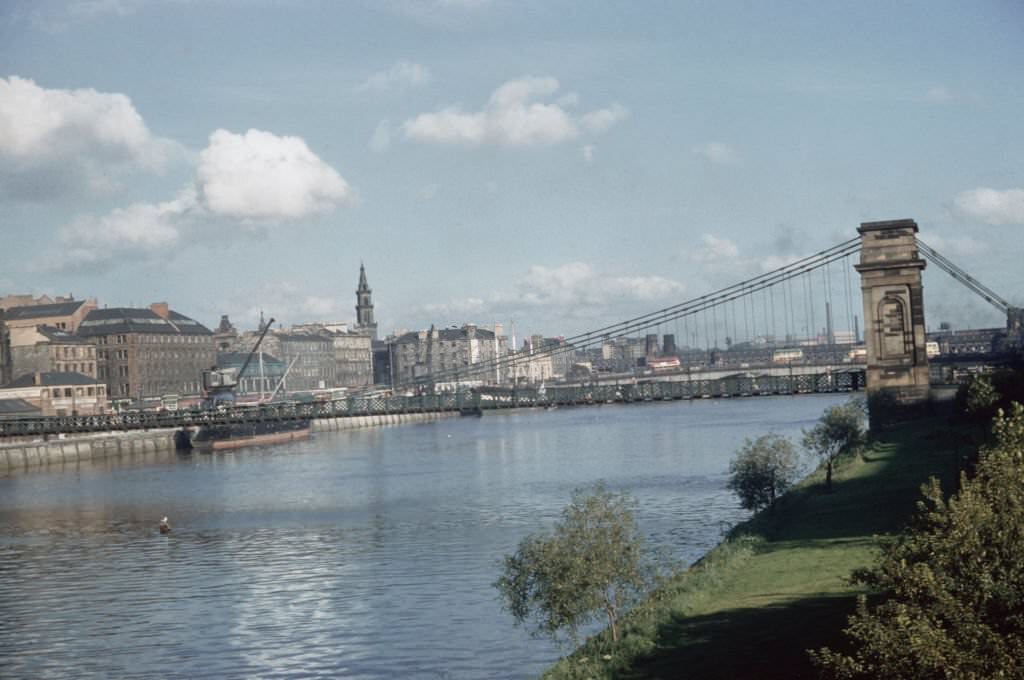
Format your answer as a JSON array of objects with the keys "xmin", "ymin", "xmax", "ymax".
[{"xmin": 1, "ymin": 219, "xmax": 1018, "ymax": 438}]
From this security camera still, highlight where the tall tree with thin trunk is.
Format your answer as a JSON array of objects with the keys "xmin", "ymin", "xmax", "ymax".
[{"xmin": 802, "ymin": 401, "xmax": 866, "ymax": 491}]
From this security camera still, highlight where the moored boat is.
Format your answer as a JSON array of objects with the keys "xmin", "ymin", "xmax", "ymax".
[{"xmin": 189, "ymin": 419, "xmax": 311, "ymax": 452}]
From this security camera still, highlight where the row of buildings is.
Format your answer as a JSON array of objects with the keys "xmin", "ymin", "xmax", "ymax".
[{"xmin": 0, "ymin": 266, "xmax": 570, "ymax": 417}]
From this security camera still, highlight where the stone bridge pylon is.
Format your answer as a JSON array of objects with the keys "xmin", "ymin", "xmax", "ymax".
[{"xmin": 855, "ymin": 219, "xmax": 930, "ymax": 404}]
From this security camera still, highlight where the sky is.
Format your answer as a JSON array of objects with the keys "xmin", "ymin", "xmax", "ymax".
[{"xmin": 1, "ymin": 0, "xmax": 1022, "ymax": 339}]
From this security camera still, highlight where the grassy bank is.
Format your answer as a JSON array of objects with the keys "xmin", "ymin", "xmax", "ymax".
[{"xmin": 544, "ymin": 417, "xmax": 971, "ymax": 679}]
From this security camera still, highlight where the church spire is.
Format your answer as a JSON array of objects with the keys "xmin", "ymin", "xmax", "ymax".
[
  {"xmin": 355, "ymin": 262, "xmax": 377, "ymax": 340},
  {"xmin": 358, "ymin": 261, "xmax": 369, "ymax": 292}
]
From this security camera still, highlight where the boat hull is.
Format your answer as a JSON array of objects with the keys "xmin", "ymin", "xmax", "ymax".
[{"xmin": 190, "ymin": 420, "xmax": 312, "ymax": 452}]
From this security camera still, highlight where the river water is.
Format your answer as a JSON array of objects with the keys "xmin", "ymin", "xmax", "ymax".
[{"xmin": 0, "ymin": 394, "xmax": 848, "ymax": 679}]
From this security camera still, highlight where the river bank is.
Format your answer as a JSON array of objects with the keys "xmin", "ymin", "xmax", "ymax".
[{"xmin": 544, "ymin": 415, "xmax": 967, "ymax": 679}]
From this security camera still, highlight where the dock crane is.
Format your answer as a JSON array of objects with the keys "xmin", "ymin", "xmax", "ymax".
[{"xmin": 202, "ymin": 317, "xmax": 276, "ymax": 407}]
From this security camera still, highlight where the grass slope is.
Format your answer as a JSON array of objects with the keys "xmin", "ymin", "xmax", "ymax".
[{"xmin": 545, "ymin": 417, "xmax": 969, "ymax": 680}]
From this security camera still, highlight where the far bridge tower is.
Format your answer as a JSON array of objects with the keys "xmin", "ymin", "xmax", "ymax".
[{"xmin": 854, "ymin": 219, "xmax": 930, "ymax": 404}]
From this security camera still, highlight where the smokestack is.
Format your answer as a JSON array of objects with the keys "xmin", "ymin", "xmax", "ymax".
[
  {"xmin": 150, "ymin": 302, "xmax": 170, "ymax": 319},
  {"xmin": 663, "ymin": 334, "xmax": 677, "ymax": 356},
  {"xmin": 825, "ymin": 302, "xmax": 834, "ymax": 345}
]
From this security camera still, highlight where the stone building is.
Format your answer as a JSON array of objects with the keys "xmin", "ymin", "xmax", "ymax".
[
  {"xmin": 392, "ymin": 324, "xmax": 507, "ymax": 386},
  {"xmin": 330, "ymin": 331, "xmax": 374, "ymax": 388},
  {"xmin": 2, "ymin": 298, "xmax": 97, "ymax": 333},
  {"xmin": 507, "ymin": 341, "xmax": 555, "ymax": 385},
  {"xmin": 274, "ymin": 332, "xmax": 336, "ymax": 393},
  {"xmin": 0, "ymin": 293, "xmax": 78, "ymax": 312},
  {"xmin": 0, "ymin": 371, "xmax": 108, "ymax": 416},
  {"xmin": 213, "ymin": 315, "xmax": 239, "ymax": 351},
  {"xmin": 10, "ymin": 326, "xmax": 98, "ymax": 379},
  {"xmin": 77, "ymin": 303, "xmax": 215, "ymax": 401}
]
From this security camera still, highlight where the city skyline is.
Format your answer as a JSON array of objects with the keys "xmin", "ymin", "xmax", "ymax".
[{"xmin": 2, "ymin": 1, "xmax": 1022, "ymax": 337}]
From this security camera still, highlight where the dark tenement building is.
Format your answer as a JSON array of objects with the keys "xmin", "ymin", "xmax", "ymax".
[{"xmin": 77, "ymin": 302, "xmax": 215, "ymax": 402}]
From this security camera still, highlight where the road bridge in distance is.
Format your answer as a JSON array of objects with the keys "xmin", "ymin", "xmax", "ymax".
[{"xmin": 0, "ymin": 366, "xmax": 863, "ymax": 439}]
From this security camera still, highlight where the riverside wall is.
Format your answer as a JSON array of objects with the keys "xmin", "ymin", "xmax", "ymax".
[
  {"xmin": 0, "ymin": 411, "xmax": 459, "ymax": 471},
  {"xmin": 0, "ymin": 429, "xmax": 178, "ymax": 471},
  {"xmin": 310, "ymin": 410, "xmax": 458, "ymax": 433}
]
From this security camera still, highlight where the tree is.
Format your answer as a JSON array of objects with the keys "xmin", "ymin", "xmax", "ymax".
[
  {"xmin": 802, "ymin": 401, "xmax": 866, "ymax": 491},
  {"xmin": 958, "ymin": 374, "xmax": 998, "ymax": 422},
  {"xmin": 494, "ymin": 482, "xmax": 646, "ymax": 645},
  {"xmin": 810, "ymin": 403, "xmax": 1024, "ymax": 678},
  {"xmin": 727, "ymin": 434, "xmax": 800, "ymax": 512}
]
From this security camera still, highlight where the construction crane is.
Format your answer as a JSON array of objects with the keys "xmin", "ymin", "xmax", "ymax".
[{"xmin": 202, "ymin": 317, "xmax": 276, "ymax": 407}]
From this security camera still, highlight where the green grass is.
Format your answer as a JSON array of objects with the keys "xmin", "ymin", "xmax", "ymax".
[{"xmin": 543, "ymin": 417, "xmax": 976, "ymax": 680}]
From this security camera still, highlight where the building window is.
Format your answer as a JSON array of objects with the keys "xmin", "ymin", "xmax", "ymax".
[
  {"xmin": 64, "ymin": 388, "xmax": 73, "ymax": 397},
  {"xmin": 87, "ymin": 387, "xmax": 94, "ymax": 396},
  {"xmin": 41, "ymin": 389, "xmax": 49, "ymax": 398}
]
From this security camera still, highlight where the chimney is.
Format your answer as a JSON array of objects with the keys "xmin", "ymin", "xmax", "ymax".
[
  {"xmin": 34, "ymin": 371, "xmax": 41, "ymax": 386},
  {"xmin": 150, "ymin": 302, "xmax": 170, "ymax": 319}
]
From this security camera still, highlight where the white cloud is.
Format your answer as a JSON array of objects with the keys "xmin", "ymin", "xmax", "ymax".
[
  {"xmin": 196, "ymin": 128, "xmax": 353, "ymax": 220},
  {"xmin": 690, "ymin": 234, "xmax": 740, "ymax": 263},
  {"xmin": 0, "ymin": 76, "xmax": 181, "ymax": 200},
  {"xmin": 924, "ymin": 85, "xmax": 953, "ymax": 104},
  {"xmin": 580, "ymin": 103, "xmax": 628, "ymax": 134},
  {"xmin": 692, "ymin": 142, "xmax": 737, "ymax": 165},
  {"xmin": 51, "ymin": 188, "xmax": 196, "ymax": 270},
  {"xmin": 581, "ymin": 144, "xmax": 595, "ymax": 164},
  {"xmin": 758, "ymin": 253, "xmax": 802, "ymax": 272},
  {"xmin": 402, "ymin": 77, "xmax": 626, "ymax": 147},
  {"xmin": 954, "ymin": 187, "xmax": 1024, "ymax": 225},
  {"xmin": 922, "ymin": 233, "xmax": 988, "ymax": 258},
  {"xmin": 44, "ymin": 128, "xmax": 355, "ymax": 269},
  {"xmin": 422, "ymin": 262, "xmax": 685, "ymax": 324},
  {"xmin": 357, "ymin": 61, "xmax": 432, "ymax": 92},
  {"xmin": 369, "ymin": 120, "xmax": 392, "ymax": 152}
]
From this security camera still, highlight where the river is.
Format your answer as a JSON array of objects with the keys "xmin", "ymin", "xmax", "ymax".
[{"xmin": 0, "ymin": 394, "xmax": 849, "ymax": 679}]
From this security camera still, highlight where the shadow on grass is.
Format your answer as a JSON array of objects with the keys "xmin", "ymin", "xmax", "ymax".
[
  {"xmin": 622, "ymin": 593, "xmax": 865, "ymax": 680},
  {"xmin": 614, "ymin": 419, "xmax": 968, "ymax": 679}
]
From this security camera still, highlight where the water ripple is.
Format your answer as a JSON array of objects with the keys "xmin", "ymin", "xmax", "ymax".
[{"xmin": 0, "ymin": 395, "xmax": 847, "ymax": 679}]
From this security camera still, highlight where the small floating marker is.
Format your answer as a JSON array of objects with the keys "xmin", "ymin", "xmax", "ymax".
[{"xmin": 159, "ymin": 517, "xmax": 171, "ymax": 534}]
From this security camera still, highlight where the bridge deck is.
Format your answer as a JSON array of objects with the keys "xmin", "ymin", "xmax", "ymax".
[{"xmin": 0, "ymin": 369, "xmax": 864, "ymax": 438}]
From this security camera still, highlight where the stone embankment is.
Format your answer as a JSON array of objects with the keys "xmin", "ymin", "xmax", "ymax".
[
  {"xmin": 0, "ymin": 429, "xmax": 179, "ymax": 470},
  {"xmin": 310, "ymin": 411, "xmax": 456, "ymax": 433},
  {"xmin": 0, "ymin": 411, "xmax": 458, "ymax": 471}
]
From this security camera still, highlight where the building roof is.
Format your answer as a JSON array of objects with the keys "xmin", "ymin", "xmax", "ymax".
[
  {"xmin": 7, "ymin": 372, "xmax": 102, "ymax": 387},
  {"xmin": 35, "ymin": 325, "xmax": 89, "ymax": 344},
  {"xmin": 217, "ymin": 351, "xmax": 284, "ymax": 368},
  {"xmin": 395, "ymin": 326, "xmax": 497, "ymax": 345},
  {"xmin": 276, "ymin": 332, "xmax": 332, "ymax": 343},
  {"xmin": 3, "ymin": 300, "xmax": 88, "ymax": 320},
  {"xmin": 77, "ymin": 307, "xmax": 212, "ymax": 336},
  {"xmin": 0, "ymin": 398, "xmax": 41, "ymax": 416}
]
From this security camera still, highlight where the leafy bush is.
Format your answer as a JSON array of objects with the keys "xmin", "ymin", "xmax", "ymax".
[
  {"xmin": 727, "ymin": 434, "xmax": 800, "ymax": 512},
  {"xmin": 811, "ymin": 403, "xmax": 1024, "ymax": 678}
]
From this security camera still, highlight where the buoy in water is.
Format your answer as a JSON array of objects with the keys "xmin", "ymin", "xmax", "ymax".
[{"xmin": 159, "ymin": 517, "xmax": 171, "ymax": 534}]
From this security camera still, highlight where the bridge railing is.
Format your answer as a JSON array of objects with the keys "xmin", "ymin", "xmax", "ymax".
[{"xmin": 0, "ymin": 369, "xmax": 863, "ymax": 438}]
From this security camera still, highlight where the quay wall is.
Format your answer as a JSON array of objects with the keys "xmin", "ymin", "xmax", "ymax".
[
  {"xmin": 0, "ymin": 411, "xmax": 459, "ymax": 471},
  {"xmin": 311, "ymin": 410, "xmax": 458, "ymax": 433},
  {"xmin": 0, "ymin": 429, "xmax": 178, "ymax": 471}
]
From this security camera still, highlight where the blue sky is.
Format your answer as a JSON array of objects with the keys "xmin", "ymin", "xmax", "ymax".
[{"xmin": 1, "ymin": 0, "xmax": 1022, "ymax": 338}]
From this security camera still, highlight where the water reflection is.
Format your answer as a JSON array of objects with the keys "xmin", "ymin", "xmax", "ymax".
[{"xmin": 0, "ymin": 395, "xmax": 848, "ymax": 679}]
